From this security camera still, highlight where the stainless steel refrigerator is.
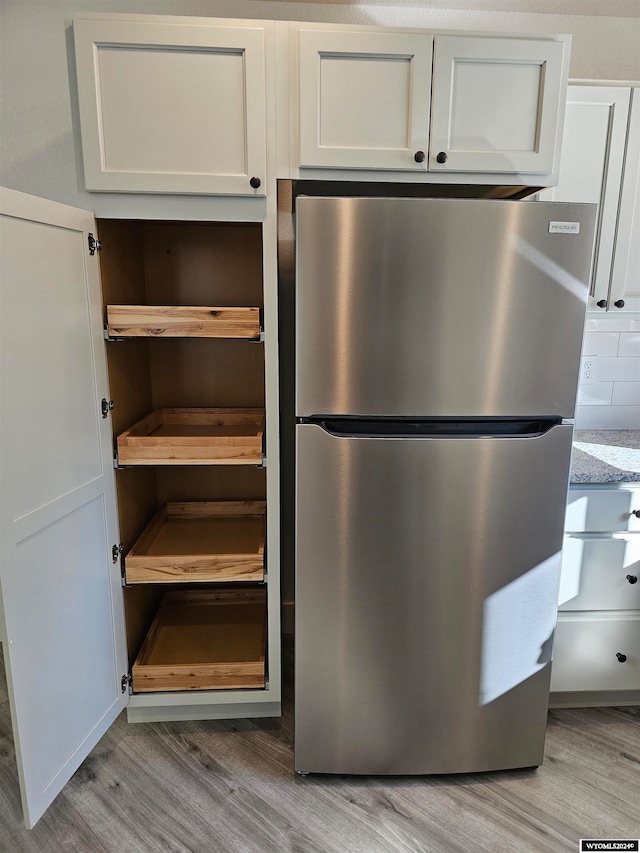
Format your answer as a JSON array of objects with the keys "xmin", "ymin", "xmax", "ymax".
[{"xmin": 294, "ymin": 196, "xmax": 596, "ymax": 775}]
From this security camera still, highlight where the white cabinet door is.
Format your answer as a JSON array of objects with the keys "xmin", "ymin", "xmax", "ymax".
[
  {"xmin": 74, "ymin": 17, "xmax": 268, "ymax": 196},
  {"xmin": 0, "ymin": 188, "xmax": 127, "ymax": 828},
  {"xmin": 551, "ymin": 613, "xmax": 640, "ymax": 693},
  {"xmin": 610, "ymin": 88, "xmax": 640, "ymax": 313},
  {"xmin": 538, "ymin": 86, "xmax": 631, "ymax": 310},
  {"xmin": 559, "ymin": 534, "xmax": 640, "ymax": 611},
  {"xmin": 565, "ymin": 485, "xmax": 640, "ymax": 533},
  {"xmin": 430, "ymin": 36, "xmax": 567, "ymax": 174},
  {"xmin": 298, "ymin": 29, "xmax": 433, "ymax": 170}
]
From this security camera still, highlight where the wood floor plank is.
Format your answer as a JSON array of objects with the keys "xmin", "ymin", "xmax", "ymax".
[{"xmin": 0, "ymin": 640, "xmax": 638, "ymax": 852}]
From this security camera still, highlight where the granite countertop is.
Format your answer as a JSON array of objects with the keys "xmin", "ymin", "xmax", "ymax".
[{"xmin": 570, "ymin": 430, "xmax": 640, "ymax": 484}]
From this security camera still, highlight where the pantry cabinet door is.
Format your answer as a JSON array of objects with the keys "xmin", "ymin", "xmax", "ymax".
[
  {"xmin": 0, "ymin": 188, "xmax": 127, "ymax": 828},
  {"xmin": 430, "ymin": 36, "xmax": 567, "ymax": 175},
  {"xmin": 74, "ymin": 17, "xmax": 268, "ymax": 196},
  {"xmin": 538, "ymin": 87, "xmax": 631, "ymax": 310},
  {"xmin": 298, "ymin": 29, "xmax": 433, "ymax": 170},
  {"xmin": 610, "ymin": 89, "xmax": 640, "ymax": 313}
]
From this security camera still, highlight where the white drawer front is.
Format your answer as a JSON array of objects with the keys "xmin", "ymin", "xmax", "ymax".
[
  {"xmin": 566, "ymin": 487, "xmax": 640, "ymax": 533},
  {"xmin": 559, "ymin": 535, "xmax": 640, "ymax": 611},
  {"xmin": 551, "ymin": 613, "xmax": 640, "ymax": 692}
]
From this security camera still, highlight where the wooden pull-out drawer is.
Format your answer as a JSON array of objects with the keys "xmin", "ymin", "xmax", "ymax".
[
  {"xmin": 566, "ymin": 487, "xmax": 640, "ymax": 533},
  {"xmin": 132, "ymin": 589, "xmax": 266, "ymax": 692},
  {"xmin": 559, "ymin": 534, "xmax": 640, "ymax": 612},
  {"xmin": 106, "ymin": 305, "xmax": 261, "ymax": 339},
  {"xmin": 125, "ymin": 501, "xmax": 266, "ymax": 584},
  {"xmin": 551, "ymin": 613, "xmax": 640, "ymax": 693},
  {"xmin": 117, "ymin": 408, "xmax": 264, "ymax": 465}
]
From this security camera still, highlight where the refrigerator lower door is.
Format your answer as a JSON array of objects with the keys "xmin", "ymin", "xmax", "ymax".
[{"xmin": 295, "ymin": 422, "xmax": 573, "ymax": 774}]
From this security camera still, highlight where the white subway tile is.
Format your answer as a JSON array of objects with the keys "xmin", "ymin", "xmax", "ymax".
[
  {"xmin": 612, "ymin": 382, "xmax": 640, "ymax": 406},
  {"xmin": 580, "ymin": 357, "xmax": 640, "ymax": 382},
  {"xmin": 577, "ymin": 382, "xmax": 613, "ymax": 405},
  {"xmin": 586, "ymin": 315, "xmax": 640, "ymax": 332},
  {"xmin": 581, "ymin": 332, "xmax": 619, "ymax": 356},
  {"xmin": 575, "ymin": 405, "xmax": 640, "ymax": 429},
  {"xmin": 618, "ymin": 333, "xmax": 640, "ymax": 357}
]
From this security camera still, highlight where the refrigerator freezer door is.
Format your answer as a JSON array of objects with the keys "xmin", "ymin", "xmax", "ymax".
[
  {"xmin": 295, "ymin": 422, "xmax": 573, "ymax": 774},
  {"xmin": 296, "ymin": 197, "xmax": 596, "ymax": 418}
]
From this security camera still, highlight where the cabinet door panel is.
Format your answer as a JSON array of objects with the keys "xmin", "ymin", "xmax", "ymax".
[
  {"xmin": 430, "ymin": 36, "xmax": 566, "ymax": 174},
  {"xmin": 610, "ymin": 89, "xmax": 640, "ymax": 312},
  {"xmin": 298, "ymin": 30, "xmax": 432, "ymax": 170},
  {"xmin": 559, "ymin": 534, "xmax": 640, "ymax": 611},
  {"xmin": 539, "ymin": 87, "xmax": 631, "ymax": 308},
  {"xmin": 74, "ymin": 18, "xmax": 268, "ymax": 195},
  {"xmin": 551, "ymin": 614, "xmax": 640, "ymax": 692},
  {"xmin": 3, "ymin": 217, "xmax": 102, "ymax": 518},
  {"xmin": 565, "ymin": 487, "xmax": 640, "ymax": 533},
  {"xmin": 0, "ymin": 188, "xmax": 127, "ymax": 828}
]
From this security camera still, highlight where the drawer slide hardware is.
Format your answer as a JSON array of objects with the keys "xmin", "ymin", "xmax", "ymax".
[
  {"xmin": 249, "ymin": 309, "xmax": 265, "ymax": 342},
  {"xmin": 88, "ymin": 233, "xmax": 102, "ymax": 256},
  {"xmin": 103, "ymin": 322, "xmax": 126, "ymax": 343},
  {"xmin": 121, "ymin": 674, "xmax": 132, "ymax": 693},
  {"xmin": 101, "ymin": 398, "xmax": 114, "ymax": 418}
]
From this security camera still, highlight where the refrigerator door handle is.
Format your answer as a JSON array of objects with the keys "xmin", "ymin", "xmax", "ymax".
[{"xmin": 301, "ymin": 417, "xmax": 564, "ymax": 439}]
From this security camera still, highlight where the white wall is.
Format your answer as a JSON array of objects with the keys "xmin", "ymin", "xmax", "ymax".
[
  {"xmin": 1, "ymin": 0, "xmax": 639, "ymax": 208},
  {"xmin": 577, "ymin": 317, "xmax": 640, "ymax": 429}
]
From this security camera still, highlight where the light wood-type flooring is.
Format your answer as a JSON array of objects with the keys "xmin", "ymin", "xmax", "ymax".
[{"xmin": 1, "ymin": 640, "xmax": 638, "ymax": 853}]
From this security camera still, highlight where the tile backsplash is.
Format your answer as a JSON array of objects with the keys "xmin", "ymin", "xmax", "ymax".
[{"xmin": 576, "ymin": 314, "xmax": 640, "ymax": 429}]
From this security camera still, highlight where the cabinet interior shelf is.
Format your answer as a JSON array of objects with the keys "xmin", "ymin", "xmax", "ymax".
[
  {"xmin": 125, "ymin": 501, "xmax": 266, "ymax": 584},
  {"xmin": 131, "ymin": 589, "xmax": 267, "ymax": 693},
  {"xmin": 106, "ymin": 305, "xmax": 261, "ymax": 339},
  {"xmin": 117, "ymin": 408, "xmax": 264, "ymax": 466}
]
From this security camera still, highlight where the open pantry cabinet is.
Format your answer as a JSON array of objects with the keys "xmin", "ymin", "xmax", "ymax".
[{"xmin": 0, "ymin": 187, "xmax": 281, "ymax": 828}]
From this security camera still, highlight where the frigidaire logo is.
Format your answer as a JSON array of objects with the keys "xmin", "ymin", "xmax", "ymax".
[{"xmin": 549, "ymin": 221, "xmax": 581, "ymax": 234}]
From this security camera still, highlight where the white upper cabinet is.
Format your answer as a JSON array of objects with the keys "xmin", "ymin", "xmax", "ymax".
[
  {"xmin": 297, "ymin": 29, "xmax": 433, "ymax": 170},
  {"xmin": 538, "ymin": 86, "xmax": 632, "ymax": 311},
  {"xmin": 73, "ymin": 15, "xmax": 572, "ymax": 188},
  {"xmin": 429, "ymin": 36, "xmax": 568, "ymax": 175},
  {"xmin": 610, "ymin": 89, "xmax": 640, "ymax": 313},
  {"xmin": 74, "ymin": 17, "xmax": 269, "ymax": 195}
]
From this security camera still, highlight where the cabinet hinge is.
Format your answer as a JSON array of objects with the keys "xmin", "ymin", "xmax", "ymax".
[
  {"xmin": 88, "ymin": 233, "xmax": 102, "ymax": 256},
  {"xmin": 121, "ymin": 674, "xmax": 132, "ymax": 694},
  {"xmin": 112, "ymin": 543, "xmax": 128, "ymax": 586},
  {"xmin": 101, "ymin": 398, "xmax": 114, "ymax": 418}
]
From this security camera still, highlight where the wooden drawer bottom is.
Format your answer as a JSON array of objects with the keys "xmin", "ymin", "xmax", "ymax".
[
  {"xmin": 132, "ymin": 590, "xmax": 266, "ymax": 692},
  {"xmin": 551, "ymin": 613, "xmax": 640, "ymax": 693}
]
